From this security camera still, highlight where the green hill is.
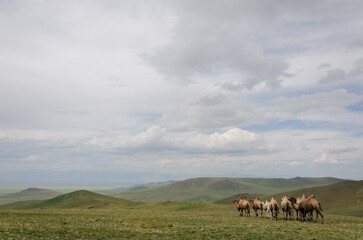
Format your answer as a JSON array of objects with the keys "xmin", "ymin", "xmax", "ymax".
[
  {"xmin": 114, "ymin": 177, "xmax": 343, "ymax": 203},
  {"xmin": 214, "ymin": 193, "xmax": 263, "ymax": 204},
  {"xmin": 0, "ymin": 190, "xmax": 136, "ymax": 209},
  {"xmin": 234, "ymin": 180, "xmax": 362, "ymax": 217},
  {"xmin": 1, "ymin": 188, "xmax": 61, "ymax": 199}
]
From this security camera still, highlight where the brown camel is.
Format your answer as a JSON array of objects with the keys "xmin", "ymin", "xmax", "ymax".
[
  {"xmin": 289, "ymin": 196, "xmax": 302, "ymax": 220},
  {"xmin": 298, "ymin": 194, "xmax": 324, "ymax": 224},
  {"xmin": 233, "ymin": 199, "xmax": 242, "ymax": 216},
  {"xmin": 250, "ymin": 197, "xmax": 263, "ymax": 217},
  {"xmin": 239, "ymin": 197, "xmax": 251, "ymax": 217},
  {"xmin": 269, "ymin": 196, "xmax": 279, "ymax": 221}
]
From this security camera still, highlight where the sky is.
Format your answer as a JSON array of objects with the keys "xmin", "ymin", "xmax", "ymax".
[{"xmin": 1, "ymin": 0, "xmax": 363, "ymax": 186}]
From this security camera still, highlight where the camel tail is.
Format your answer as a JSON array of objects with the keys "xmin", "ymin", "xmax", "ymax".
[{"xmin": 319, "ymin": 203, "xmax": 323, "ymax": 211}]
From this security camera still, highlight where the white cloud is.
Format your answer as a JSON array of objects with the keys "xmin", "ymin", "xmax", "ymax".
[
  {"xmin": 87, "ymin": 126, "xmax": 265, "ymax": 154},
  {"xmin": 313, "ymin": 153, "xmax": 338, "ymax": 164}
]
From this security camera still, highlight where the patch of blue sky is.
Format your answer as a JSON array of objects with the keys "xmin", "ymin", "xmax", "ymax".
[{"xmin": 347, "ymin": 101, "xmax": 363, "ymax": 111}]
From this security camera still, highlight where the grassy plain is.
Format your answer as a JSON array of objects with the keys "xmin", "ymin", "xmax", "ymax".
[{"xmin": 0, "ymin": 204, "xmax": 362, "ymax": 240}]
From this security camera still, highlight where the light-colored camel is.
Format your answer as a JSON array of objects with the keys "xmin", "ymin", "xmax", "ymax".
[
  {"xmin": 233, "ymin": 197, "xmax": 250, "ymax": 217},
  {"xmin": 262, "ymin": 200, "xmax": 271, "ymax": 218},
  {"xmin": 250, "ymin": 197, "xmax": 263, "ymax": 217},
  {"xmin": 281, "ymin": 195, "xmax": 293, "ymax": 220},
  {"xmin": 269, "ymin": 196, "xmax": 279, "ymax": 221}
]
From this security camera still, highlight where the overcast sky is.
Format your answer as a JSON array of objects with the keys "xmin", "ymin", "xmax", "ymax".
[{"xmin": 1, "ymin": 0, "xmax": 362, "ymax": 185}]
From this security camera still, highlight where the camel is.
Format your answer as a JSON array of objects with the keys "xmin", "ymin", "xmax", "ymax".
[
  {"xmin": 281, "ymin": 195, "xmax": 293, "ymax": 220},
  {"xmin": 298, "ymin": 194, "xmax": 324, "ymax": 224},
  {"xmin": 289, "ymin": 196, "xmax": 302, "ymax": 220},
  {"xmin": 239, "ymin": 197, "xmax": 251, "ymax": 217},
  {"xmin": 269, "ymin": 196, "xmax": 279, "ymax": 221},
  {"xmin": 250, "ymin": 197, "xmax": 263, "ymax": 217},
  {"xmin": 233, "ymin": 197, "xmax": 250, "ymax": 217},
  {"xmin": 262, "ymin": 200, "xmax": 271, "ymax": 218},
  {"xmin": 233, "ymin": 199, "xmax": 242, "ymax": 216}
]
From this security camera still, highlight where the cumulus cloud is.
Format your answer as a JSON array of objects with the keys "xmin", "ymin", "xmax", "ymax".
[
  {"xmin": 312, "ymin": 153, "xmax": 338, "ymax": 164},
  {"xmin": 87, "ymin": 126, "xmax": 266, "ymax": 154}
]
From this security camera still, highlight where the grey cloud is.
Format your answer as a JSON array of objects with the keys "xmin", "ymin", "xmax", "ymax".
[
  {"xmin": 162, "ymin": 101, "xmax": 265, "ymax": 131},
  {"xmin": 273, "ymin": 89, "xmax": 362, "ymax": 116},
  {"xmin": 348, "ymin": 58, "xmax": 363, "ymax": 78},
  {"xmin": 318, "ymin": 63, "xmax": 331, "ymax": 69},
  {"xmin": 328, "ymin": 146, "xmax": 358, "ymax": 155},
  {"xmin": 192, "ymin": 93, "xmax": 226, "ymax": 106},
  {"xmin": 146, "ymin": 0, "xmax": 363, "ymax": 89},
  {"xmin": 348, "ymin": 35, "xmax": 363, "ymax": 48},
  {"xmin": 145, "ymin": 1, "xmax": 290, "ymax": 89},
  {"xmin": 147, "ymin": 35, "xmax": 289, "ymax": 89},
  {"xmin": 318, "ymin": 68, "xmax": 346, "ymax": 85},
  {"xmin": 105, "ymin": 75, "xmax": 127, "ymax": 88}
]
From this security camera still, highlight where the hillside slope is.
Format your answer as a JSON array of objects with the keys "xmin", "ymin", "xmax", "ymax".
[
  {"xmin": 114, "ymin": 177, "xmax": 343, "ymax": 203},
  {"xmin": 0, "ymin": 190, "xmax": 136, "ymax": 209},
  {"xmin": 218, "ymin": 180, "xmax": 363, "ymax": 217}
]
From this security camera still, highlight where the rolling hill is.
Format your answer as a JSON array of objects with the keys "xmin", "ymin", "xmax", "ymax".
[
  {"xmin": 113, "ymin": 177, "xmax": 343, "ymax": 203},
  {"xmin": 0, "ymin": 190, "xmax": 136, "ymax": 209},
  {"xmin": 1, "ymin": 187, "xmax": 61, "ymax": 199},
  {"xmin": 217, "ymin": 180, "xmax": 363, "ymax": 217}
]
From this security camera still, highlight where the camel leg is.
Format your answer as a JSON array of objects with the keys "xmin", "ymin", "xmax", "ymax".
[
  {"xmin": 260, "ymin": 208, "xmax": 263, "ymax": 218},
  {"xmin": 315, "ymin": 210, "xmax": 324, "ymax": 224}
]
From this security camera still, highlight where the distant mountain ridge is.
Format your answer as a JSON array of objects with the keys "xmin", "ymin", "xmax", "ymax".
[
  {"xmin": 114, "ymin": 177, "xmax": 343, "ymax": 203},
  {"xmin": 1, "ymin": 188, "xmax": 61, "ymax": 199}
]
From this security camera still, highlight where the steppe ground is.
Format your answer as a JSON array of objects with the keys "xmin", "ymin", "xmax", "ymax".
[{"xmin": 0, "ymin": 204, "xmax": 362, "ymax": 240}]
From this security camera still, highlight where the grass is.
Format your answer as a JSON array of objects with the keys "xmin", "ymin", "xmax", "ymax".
[
  {"xmin": 0, "ymin": 205, "xmax": 362, "ymax": 239},
  {"xmin": 0, "ymin": 188, "xmax": 362, "ymax": 239}
]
